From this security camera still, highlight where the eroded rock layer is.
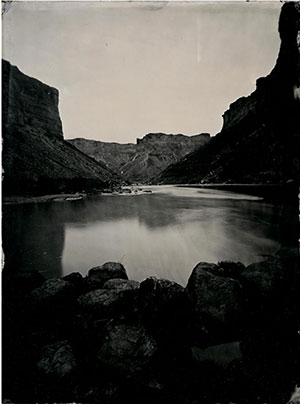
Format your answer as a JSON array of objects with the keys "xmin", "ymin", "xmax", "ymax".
[
  {"xmin": 68, "ymin": 132, "xmax": 210, "ymax": 183},
  {"xmin": 2, "ymin": 60, "xmax": 120, "ymax": 195}
]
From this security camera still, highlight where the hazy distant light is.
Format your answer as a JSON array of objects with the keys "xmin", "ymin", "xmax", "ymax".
[{"xmin": 2, "ymin": 2, "xmax": 281, "ymax": 143}]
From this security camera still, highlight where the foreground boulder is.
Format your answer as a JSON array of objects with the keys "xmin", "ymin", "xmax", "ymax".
[
  {"xmin": 78, "ymin": 282, "xmax": 139, "ymax": 320},
  {"xmin": 186, "ymin": 262, "xmax": 242, "ymax": 342},
  {"xmin": 78, "ymin": 289, "xmax": 125, "ymax": 317},
  {"xmin": 97, "ymin": 323, "xmax": 157, "ymax": 376},
  {"xmin": 37, "ymin": 340, "xmax": 77, "ymax": 380},
  {"xmin": 239, "ymin": 258, "xmax": 285, "ymax": 306},
  {"xmin": 28, "ymin": 279, "xmax": 76, "ymax": 310},
  {"xmin": 86, "ymin": 262, "xmax": 128, "ymax": 291},
  {"xmin": 191, "ymin": 341, "xmax": 242, "ymax": 369},
  {"xmin": 139, "ymin": 277, "xmax": 186, "ymax": 322},
  {"xmin": 103, "ymin": 278, "xmax": 140, "ymax": 291}
]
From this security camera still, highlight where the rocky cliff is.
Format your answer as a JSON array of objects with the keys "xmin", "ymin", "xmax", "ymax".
[
  {"xmin": 69, "ymin": 132, "xmax": 210, "ymax": 183},
  {"xmin": 157, "ymin": 2, "xmax": 300, "ymax": 185},
  {"xmin": 2, "ymin": 60, "xmax": 120, "ymax": 195}
]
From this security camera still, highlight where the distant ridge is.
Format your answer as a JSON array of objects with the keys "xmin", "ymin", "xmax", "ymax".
[{"xmin": 68, "ymin": 132, "xmax": 210, "ymax": 183}]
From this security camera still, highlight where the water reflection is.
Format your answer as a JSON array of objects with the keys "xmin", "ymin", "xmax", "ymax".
[{"xmin": 2, "ymin": 186, "xmax": 298, "ymax": 285}]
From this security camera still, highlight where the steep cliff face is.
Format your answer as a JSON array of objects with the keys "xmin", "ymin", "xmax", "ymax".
[
  {"xmin": 69, "ymin": 133, "xmax": 210, "ymax": 183},
  {"xmin": 2, "ymin": 60, "xmax": 120, "ymax": 195},
  {"xmin": 158, "ymin": 2, "xmax": 300, "ymax": 185}
]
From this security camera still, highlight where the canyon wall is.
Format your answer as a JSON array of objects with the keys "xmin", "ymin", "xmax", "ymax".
[
  {"xmin": 158, "ymin": 2, "xmax": 300, "ymax": 185},
  {"xmin": 69, "ymin": 133, "xmax": 210, "ymax": 183},
  {"xmin": 2, "ymin": 60, "xmax": 120, "ymax": 195}
]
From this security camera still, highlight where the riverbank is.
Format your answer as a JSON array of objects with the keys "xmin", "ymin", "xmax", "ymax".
[
  {"xmin": 3, "ymin": 254, "xmax": 300, "ymax": 404},
  {"xmin": 2, "ymin": 187, "xmax": 154, "ymax": 205}
]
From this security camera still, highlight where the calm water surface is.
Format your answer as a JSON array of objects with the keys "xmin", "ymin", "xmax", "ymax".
[{"xmin": 3, "ymin": 186, "xmax": 296, "ymax": 285}]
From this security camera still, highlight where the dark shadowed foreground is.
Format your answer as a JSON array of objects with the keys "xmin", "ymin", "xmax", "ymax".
[{"xmin": 2, "ymin": 255, "xmax": 300, "ymax": 404}]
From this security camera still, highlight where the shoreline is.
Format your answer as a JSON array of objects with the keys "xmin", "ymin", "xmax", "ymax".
[{"xmin": 3, "ymin": 182, "xmax": 299, "ymax": 205}]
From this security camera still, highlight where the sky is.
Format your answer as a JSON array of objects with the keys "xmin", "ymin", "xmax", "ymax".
[{"xmin": 2, "ymin": 1, "xmax": 282, "ymax": 143}]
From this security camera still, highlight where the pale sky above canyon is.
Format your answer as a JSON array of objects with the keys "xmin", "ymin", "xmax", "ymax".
[{"xmin": 3, "ymin": 1, "xmax": 282, "ymax": 143}]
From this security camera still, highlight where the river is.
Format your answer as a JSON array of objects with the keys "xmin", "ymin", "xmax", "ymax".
[{"xmin": 2, "ymin": 185, "xmax": 298, "ymax": 285}]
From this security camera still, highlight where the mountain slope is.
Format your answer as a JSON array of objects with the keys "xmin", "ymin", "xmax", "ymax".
[
  {"xmin": 68, "ymin": 132, "xmax": 210, "ymax": 183},
  {"xmin": 2, "ymin": 60, "xmax": 120, "ymax": 195},
  {"xmin": 157, "ymin": 2, "xmax": 300, "ymax": 185}
]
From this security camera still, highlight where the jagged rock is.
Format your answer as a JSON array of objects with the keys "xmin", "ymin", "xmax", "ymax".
[
  {"xmin": 87, "ymin": 262, "xmax": 128, "ymax": 290},
  {"xmin": 78, "ymin": 279, "xmax": 139, "ymax": 321},
  {"xmin": 239, "ymin": 259, "xmax": 285, "ymax": 306},
  {"xmin": 68, "ymin": 132, "xmax": 210, "ymax": 183},
  {"xmin": 103, "ymin": 278, "xmax": 140, "ymax": 291},
  {"xmin": 186, "ymin": 262, "xmax": 242, "ymax": 341},
  {"xmin": 191, "ymin": 341, "xmax": 242, "ymax": 369},
  {"xmin": 37, "ymin": 340, "xmax": 77, "ymax": 379},
  {"xmin": 138, "ymin": 277, "xmax": 185, "ymax": 320},
  {"xmin": 2, "ymin": 60, "xmax": 120, "ymax": 195},
  {"xmin": 83, "ymin": 384, "xmax": 120, "ymax": 404},
  {"xmin": 28, "ymin": 279, "xmax": 76, "ymax": 309},
  {"xmin": 78, "ymin": 289, "xmax": 124, "ymax": 317},
  {"xmin": 218, "ymin": 261, "xmax": 245, "ymax": 279},
  {"xmin": 138, "ymin": 277, "xmax": 191, "ymax": 356},
  {"xmin": 62, "ymin": 272, "xmax": 84, "ymax": 293},
  {"xmin": 97, "ymin": 323, "xmax": 157, "ymax": 375}
]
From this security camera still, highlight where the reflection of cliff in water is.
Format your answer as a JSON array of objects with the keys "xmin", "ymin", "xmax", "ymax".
[
  {"xmin": 2, "ymin": 190, "xmax": 299, "ymax": 281},
  {"xmin": 2, "ymin": 204, "xmax": 65, "ymax": 278}
]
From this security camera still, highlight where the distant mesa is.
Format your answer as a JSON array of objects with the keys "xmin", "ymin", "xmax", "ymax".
[
  {"xmin": 2, "ymin": 59, "xmax": 121, "ymax": 195},
  {"xmin": 68, "ymin": 132, "xmax": 210, "ymax": 183},
  {"xmin": 157, "ymin": 2, "xmax": 300, "ymax": 185}
]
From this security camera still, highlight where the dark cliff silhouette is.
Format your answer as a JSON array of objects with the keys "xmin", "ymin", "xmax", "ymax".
[
  {"xmin": 2, "ymin": 60, "xmax": 121, "ymax": 195},
  {"xmin": 158, "ymin": 2, "xmax": 300, "ymax": 186}
]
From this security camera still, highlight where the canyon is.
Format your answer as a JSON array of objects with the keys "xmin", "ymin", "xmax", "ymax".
[{"xmin": 68, "ymin": 132, "xmax": 210, "ymax": 183}]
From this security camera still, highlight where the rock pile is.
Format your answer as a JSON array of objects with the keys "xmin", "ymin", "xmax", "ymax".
[{"xmin": 2, "ymin": 256, "xmax": 300, "ymax": 403}]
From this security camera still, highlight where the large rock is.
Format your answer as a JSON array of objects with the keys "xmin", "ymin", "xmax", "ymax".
[
  {"xmin": 97, "ymin": 323, "xmax": 157, "ymax": 375},
  {"xmin": 239, "ymin": 258, "xmax": 286, "ymax": 311},
  {"xmin": 186, "ymin": 262, "xmax": 242, "ymax": 340},
  {"xmin": 62, "ymin": 272, "xmax": 84, "ymax": 294},
  {"xmin": 86, "ymin": 262, "xmax": 128, "ymax": 290},
  {"xmin": 138, "ymin": 277, "xmax": 188, "ymax": 328},
  {"xmin": 78, "ymin": 280, "xmax": 139, "ymax": 319},
  {"xmin": 28, "ymin": 279, "xmax": 76, "ymax": 309},
  {"xmin": 138, "ymin": 277, "xmax": 192, "ymax": 363},
  {"xmin": 78, "ymin": 289, "xmax": 124, "ymax": 317},
  {"xmin": 218, "ymin": 261, "xmax": 245, "ymax": 279},
  {"xmin": 191, "ymin": 341, "xmax": 242, "ymax": 369},
  {"xmin": 37, "ymin": 340, "xmax": 77, "ymax": 379},
  {"xmin": 103, "ymin": 278, "xmax": 140, "ymax": 291}
]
